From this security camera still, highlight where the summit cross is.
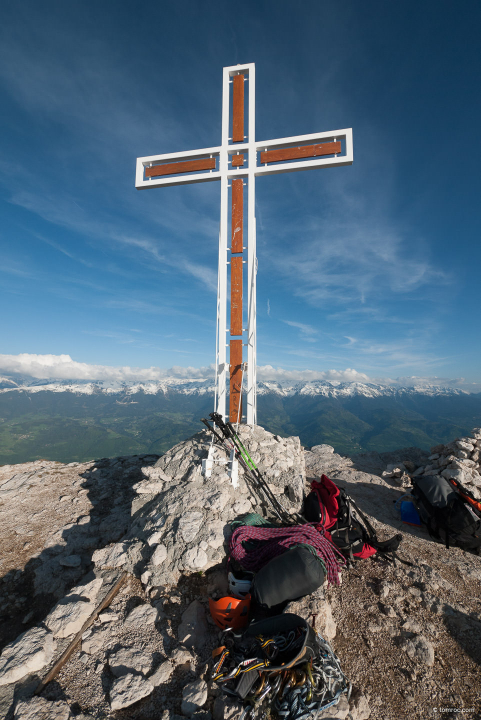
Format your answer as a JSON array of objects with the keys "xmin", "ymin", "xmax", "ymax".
[{"xmin": 135, "ymin": 63, "xmax": 353, "ymax": 425}]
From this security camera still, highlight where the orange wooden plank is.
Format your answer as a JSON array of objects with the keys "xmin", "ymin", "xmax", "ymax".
[
  {"xmin": 229, "ymin": 339, "xmax": 243, "ymax": 423},
  {"xmin": 260, "ymin": 141, "xmax": 341, "ymax": 164},
  {"xmin": 232, "ymin": 74, "xmax": 245, "ymax": 143},
  {"xmin": 231, "ymin": 178, "xmax": 243, "ymax": 253},
  {"xmin": 231, "ymin": 154, "xmax": 245, "ymax": 167},
  {"xmin": 230, "ymin": 256, "xmax": 243, "ymax": 337},
  {"xmin": 145, "ymin": 158, "xmax": 216, "ymax": 178}
]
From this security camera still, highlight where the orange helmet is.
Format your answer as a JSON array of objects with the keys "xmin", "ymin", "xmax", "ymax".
[{"xmin": 209, "ymin": 594, "xmax": 251, "ymax": 631}]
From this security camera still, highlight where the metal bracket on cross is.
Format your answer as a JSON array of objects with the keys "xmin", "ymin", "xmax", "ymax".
[
  {"xmin": 201, "ymin": 444, "xmax": 238, "ymax": 489},
  {"xmin": 135, "ymin": 64, "xmax": 353, "ymax": 425}
]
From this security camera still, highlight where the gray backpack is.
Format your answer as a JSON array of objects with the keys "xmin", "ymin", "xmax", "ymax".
[{"xmin": 412, "ymin": 475, "xmax": 481, "ymax": 552}]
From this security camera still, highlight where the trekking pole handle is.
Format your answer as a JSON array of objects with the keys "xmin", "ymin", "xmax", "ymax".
[
  {"xmin": 209, "ymin": 412, "xmax": 232, "ymax": 438},
  {"xmin": 200, "ymin": 418, "xmax": 225, "ymax": 445}
]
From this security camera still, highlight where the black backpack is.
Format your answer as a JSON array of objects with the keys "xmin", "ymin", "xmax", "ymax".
[{"xmin": 411, "ymin": 475, "xmax": 481, "ymax": 551}]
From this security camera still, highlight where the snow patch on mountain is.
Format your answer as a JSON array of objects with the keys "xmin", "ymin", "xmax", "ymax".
[{"xmin": 0, "ymin": 375, "xmax": 470, "ymax": 399}]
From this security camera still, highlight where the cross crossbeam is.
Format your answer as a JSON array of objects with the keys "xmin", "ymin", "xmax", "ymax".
[{"xmin": 135, "ymin": 63, "xmax": 353, "ymax": 424}]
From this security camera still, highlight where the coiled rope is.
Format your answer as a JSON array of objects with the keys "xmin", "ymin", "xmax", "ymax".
[{"xmin": 229, "ymin": 524, "xmax": 345, "ymax": 586}]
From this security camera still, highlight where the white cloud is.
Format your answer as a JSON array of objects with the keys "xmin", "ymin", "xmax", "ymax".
[
  {"xmin": 0, "ymin": 353, "xmax": 214, "ymax": 382},
  {"xmin": 0, "ymin": 354, "xmax": 479, "ymax": 392},
  {"xmin": 257, "ymin": 366, "xmax": 370, "ymax": 384},
  {"xmin": 273, "ymin": 219, "xmax": 447, "ymax": 307},
  {"xmin": 283, "ymin": 320, "xmax": 318, "ymax": 336},
  {"xmin": 282, "ymin": 320, "xmax": 319, "ymax": 343}
]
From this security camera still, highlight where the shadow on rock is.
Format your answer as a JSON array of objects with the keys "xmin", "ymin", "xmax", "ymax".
[
  {"xmin": 443, "ymin": 605, "xmax": 481, "ymax": 667},
  {"xmin": 0, "ymin": 453, "xmax": 160, "ymax": 719}
]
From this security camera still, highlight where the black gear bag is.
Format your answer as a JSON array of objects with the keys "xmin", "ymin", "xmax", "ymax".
[{"xmin": 412, "ymin": 474, "xmax": 481, "ymax": 551}]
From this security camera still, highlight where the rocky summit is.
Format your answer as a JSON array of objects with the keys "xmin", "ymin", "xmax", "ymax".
[{"xmin": 0, "ymin": 425, "xmax": 480, "ymax": 719}]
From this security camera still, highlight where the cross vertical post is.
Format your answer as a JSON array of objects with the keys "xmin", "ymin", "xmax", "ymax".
[{"xmin": 135, "ymin": 63, "xmax": 352, "ymax": 426}]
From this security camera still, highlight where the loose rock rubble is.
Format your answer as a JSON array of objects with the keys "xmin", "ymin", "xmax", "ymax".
[
  {"xmin": 381, "ymin": 428, "xmax": 481, "ymax": 499},
  {"xmin": 0, "ymin": 426, "xmax": 480, "ymax": 719}
]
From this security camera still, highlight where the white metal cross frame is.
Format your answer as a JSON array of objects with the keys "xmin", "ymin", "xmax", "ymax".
[{"xmin": 135, "ymin": 63, "xmax": 353, "ymax": 425}]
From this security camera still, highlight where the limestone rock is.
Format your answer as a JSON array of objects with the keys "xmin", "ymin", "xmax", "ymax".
[
  {"xmin": 181, "ymin": 678, "xmax": 208, "ymax": 715},
  {"xmin": 46, "ymin": 578, "xmax": 103, "ymax": 638},
  {"xmin": 46, "ymin": 598, "xmax": 94, "ymax": 639},
  {"xmin": 315, "ymin": 600, "xmax": 337, "ymax": 640},
  {"xmin": 133, "ymin": 480, "xmax": 165, "ymax": 494},
  {"xmin": 401, "ymin": 620, "xmax": 423, "ymax": 634},
  {"xmin": 212, "ymin": 695, "xmax": 244, "ymax": 720},
  {"xmin": 142, "ymin": 466, "xmax": 172, "ymax": 482},
  {"xmin": 171, "ymin": 647, "xmax": 194, "ymax": 666},
  {"xmin": 92, "ymin": 542, "xmax": 142, "ymax": 571},
  {"xmin": 149, "ymin": 659, "xmax": 173, "ymax": 686},
  {"xmin": 183, "ymin": 547, "xmax": 208, "ymax": 570},
  {"xmin": 14, "ymin": 696, "xmax": 72, "ymax": 720},
  {"xmin": 108, "ymin": 646, "xmax": 152, "ymax": 677},
  {"xmin": 178, "ymin": 600, "xmax": 209, "ymax": 650},
  {"xmin": 82, "ymin": 627, "xmax": 110, "ymax": 655},
  {"xmin": 124, "ymin": 603, "xmax": 159, "ymax": 627},
  {"xmin": 441, "ymin": 467, "xmax": 465, "ymax": 483},
  {"xmin": 151, "ymin": 543, "xmax": 168, "ymax": 566},
  {"xmin": 0, "ymin": 626, "xmax": 56, "ymax": 686},
  {"xmin": 178, "ymin": 511, "xmax": 204, "ymax": 543},
  {"xmin": 316, "ymin": 694, "xmax": 350, "ymax": 719},
  {"xmin": 456, "ymin": 440, "xmax": 474, "ymax": 453},
  {"xmin": 109, "ymin": 672, "xmax": 153, "ymax": 710},
  {"xmin": 147, "ymin": 531, "xmax": 164, "ymax": 546},
  {"xmin": 349, "ymin": 689, "xmax": 371, "ymax": 720},
  {"xmin": 401, "ymin": 635, "xmax": 434, "ymax": 666},
  {"xmin": 311, "ymin": 444, "xmax": 335, "ymax": 454},
  {"xmin": 205, "ymin": 520, "xmax": 226, "ymax": 549}
]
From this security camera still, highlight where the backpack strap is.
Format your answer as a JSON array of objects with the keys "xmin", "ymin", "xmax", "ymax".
[
  {"xmin": 346, "ymin": 493, "xmax": 403, "ymax": 553},
  {"xmin": 448, "ymin": 478, "xmax": 481, "ymax": 514}
]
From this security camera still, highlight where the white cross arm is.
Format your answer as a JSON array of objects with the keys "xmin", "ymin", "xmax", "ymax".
[{"xmin": 135, "ymin": 128, "xmax": 353, "ymax": 190}]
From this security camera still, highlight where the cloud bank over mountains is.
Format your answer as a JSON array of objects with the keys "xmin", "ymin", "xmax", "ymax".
[{"xmin": 0, "ymin": 353, "xmax": 478, "ymax": 392}]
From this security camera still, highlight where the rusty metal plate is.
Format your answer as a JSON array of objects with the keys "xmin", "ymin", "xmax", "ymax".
[
  {"xmin": 260, "ymin": 141, "xmax": 341, "ymax": 164},
  {"xmin": 145, "ymin": 158, "xmax": 216, "ymax": 178},
  {"xmin": 231, "ymin": 154, "xmax": 245, "ymax": 167},
  {"xmin": 231, "ymin": 179, "xmax": 243, "ymax": 253},
  {"xmin": 230, "ymin": 256, "xmax": 243, "ymax": 337},
  {"xmin": 232, "ymin": 74, "xmax": 245, "ymax": 143}
]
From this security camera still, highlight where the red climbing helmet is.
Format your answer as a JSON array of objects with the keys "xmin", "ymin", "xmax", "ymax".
[{"xmin": 209, "ymin": 594, "xmax": 251, "ymax": 631}]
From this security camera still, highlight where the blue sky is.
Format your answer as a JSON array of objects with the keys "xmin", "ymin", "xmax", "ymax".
[{"xmin": 1, "ymin": 0, "xmax": 480, "ymax": 389}]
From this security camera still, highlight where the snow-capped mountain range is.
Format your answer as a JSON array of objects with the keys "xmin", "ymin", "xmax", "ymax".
[{"xmin": 0, "ymin": 374, "xmax": 472, "ymax": 398}]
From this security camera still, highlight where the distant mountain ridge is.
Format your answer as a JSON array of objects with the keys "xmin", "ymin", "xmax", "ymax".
[
  {"xmin": 0, "ymin": 374, "xmax": 474, "ymax": 399},
  {"xmin": 1, "ymin": 373, "xmax": 480, "ymax": 465}
]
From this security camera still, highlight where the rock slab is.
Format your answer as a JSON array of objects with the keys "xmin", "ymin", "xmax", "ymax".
[
  {"xmin": 0, "ymin": 626, "xmax": 56, "ymax": 686},
  {"xmin": 110, "ymin": 672, "xmax": 154, "ymax": 710}
]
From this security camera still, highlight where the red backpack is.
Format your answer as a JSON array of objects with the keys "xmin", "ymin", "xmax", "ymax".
[{"xmin": 304, "ymin": 475, "xmax": 402, "ymax": 561}]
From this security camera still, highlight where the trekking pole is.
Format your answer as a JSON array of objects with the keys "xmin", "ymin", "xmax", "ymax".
[
  {"xmin": 208, "ymin": 413, "xmax": 301, "ymax": 524},
  {"xmin": 201, "ymin": 418, "xmax": 226, "ymax": 446},
  {"xmin": 205, "ymin": 414, "xmax": 289, "ymax": 522},
  {"xmin": 209, "ymin": 413, "xmax": 287, "ymax": 511},
  {"xmin": 223, "ymin": 416, "xmax": 307, "ymax": 525}
]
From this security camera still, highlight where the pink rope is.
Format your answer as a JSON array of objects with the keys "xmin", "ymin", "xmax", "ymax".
[{"xmin": 229, "ymin": 523, "xmax": 345, "ymax": 586}]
